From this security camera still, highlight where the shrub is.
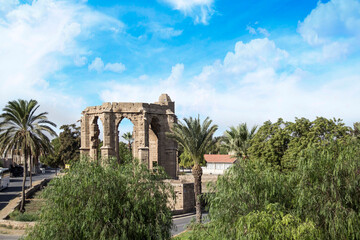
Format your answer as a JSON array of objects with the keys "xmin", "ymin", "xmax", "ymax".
[
  {"xmin": 187, "ymin": 140, "xmax": 360, "ymax": 239},
  {"xmin": 24, "ymin": 158, "xmax": 174, "ymax": 240}
]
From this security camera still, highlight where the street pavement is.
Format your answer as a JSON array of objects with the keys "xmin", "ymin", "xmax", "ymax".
[
  {"xmin": 0, "ymin": 170, "xmax": 57, "ymax": 211},
  {"xmin": 0, "ymin": 235, "xmax": 20, "ymax": 240},
  {"xmin": 172, "ymin": 212, "xmax": 209, "ymax": 236}
]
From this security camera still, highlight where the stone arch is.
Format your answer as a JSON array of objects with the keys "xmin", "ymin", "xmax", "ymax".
[
  {"xmin": 80, "ymin": 94, "xmax": 178, "ymax": 178},
  {"xmin": 115, "ymin": 115, "xmax": 135, "ymax": 163}
]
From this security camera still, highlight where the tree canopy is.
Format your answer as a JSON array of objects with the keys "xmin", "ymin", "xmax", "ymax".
[
  {"xmin": 187, "ymin": 140, "xmax": 360, "ymax": 239},
  {"xmin": 25, "ymin": 158, "xmax": 174, "ymax": 240},
  {"xmin": 41, "ymin": 124, "xmax": 80, "ymax": 168},
  {"xmin": 0, "ymin": 99, "xmax": 57, "ymax": 212},
  {"xmin": 223, "ymin": 123, "xmax": 257, "ymax": 159},
  {"xmin": 248, "ymin": 117, "xmax": 351, "ymax": 171}
]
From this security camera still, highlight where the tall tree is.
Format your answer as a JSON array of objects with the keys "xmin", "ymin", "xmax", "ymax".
[
  {"xmin": 167, "ymin": 116, "xmax": 218, "ymax": 223},
  {"xmin": 0, "ymin": 99, "xmax": 57, "ymax": 212},
  {"xmin": 248, "ymin": 117, "xmax": 351, "ymax": 171},
  {"xmin": 41, "ymin": 124, "xmax": 80, "ymax": 168},
  {"xmin": 223, "ymin": 123, "xmax": 257, "ymax": 159},
  {"xmin": 122, "ymin": 132, "xmax": 133, "ymax": 154}
]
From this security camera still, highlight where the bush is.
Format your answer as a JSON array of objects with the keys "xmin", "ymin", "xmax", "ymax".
[
  {"xmin": 293, "ymin": 141, "xmax": 360, "ymax": 239},
  {"xmin": 187, "ymin": 140, "xmax": 360, "ymax": 239},
  {"xmin": 24, "ymin": 158, "xmax": 174, "ymax": 240}
]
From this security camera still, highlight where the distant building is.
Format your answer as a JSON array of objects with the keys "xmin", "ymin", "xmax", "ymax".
[
  {"xmin": 0, "ymin": 150, "xmax": 38, "ymax": 173},
  {"xmin": 202, "ymin": 154, "xmax": 237, "ymax": 174}
]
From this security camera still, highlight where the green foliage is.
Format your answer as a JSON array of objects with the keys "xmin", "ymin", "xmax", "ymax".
[
  {"xmin": 223, "ymin": 123, "xmax": 257, "ymax": 159},
  {"xmin": 233, "ymin": 204, "xmax": 319, "ymax": 240},
  {"xmin": 207, "ymin": 136, "xmax": 228, "ymax": 155},
  {"xmin": 203, "ymin": 160, "xmax": 293, "ymax": 239},
  {"xmin": 179, "ymin": 149, "xmax": 206, "ymax": 168},
  {"xmin": 25, "ymin": 159, "xmax": 174, "ymax": 240},
  {"xmin": 186, "ymin": 139, "xmax": 360, "ymax": 239},
  {"xmin": 353, "ymin": 122, "xmax": 360, "ymax": 140},
  {"xmin": 9, "ymin": 210, "xmax": 38, "ymax": 222},
  {"xmin": 248, "ymin": 117, "xmax": 351, "ymax": 171},
  {"xmin": 0, "ymin": 99, "xmax": 57, "ymax": 157},
  {"xmin": 118, "ymin": 142, "xmax": 132, "ymax": 163},
  {"xmin": 167, "ymin": 116, "xmax": 218, "ymax": 165},
  {"xmin": 41, "ymin": 124, "xmax": 80, "ymax": 168},
  {"xmin": 293, "ymin": 141, "xmax": 360, "ymax": 239},
  {"xmin": 121, "ymin": 132, "xmax": 133, "ymax": 154},
  {"xmin": 0, "ymin": 99, "xmax": 57, "ymax": 212}
]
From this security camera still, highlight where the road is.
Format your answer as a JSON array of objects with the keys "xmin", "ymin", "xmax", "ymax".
[
  {"xmin": 0, "ymin": 170, "xmax": 57, "ymax": 211},
  {"xmin": 172, "ymin": 213, "xmax": 209, "ymax": 236}
]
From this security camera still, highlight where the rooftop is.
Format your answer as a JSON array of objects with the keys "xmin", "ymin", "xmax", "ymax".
[{"xmin": 204, "ymin": 154, "xmax": 236, "ymax": 163}]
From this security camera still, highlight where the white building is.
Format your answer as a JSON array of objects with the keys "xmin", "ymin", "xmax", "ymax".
[{"xmin": 202, "ymin": 154, "xmax": 237, "ymax": 175}]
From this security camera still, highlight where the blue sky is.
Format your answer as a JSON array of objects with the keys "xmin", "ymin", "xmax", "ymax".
[{"xmin": 0, "ymin": 0, "xmax": 359, "ymax": 135}]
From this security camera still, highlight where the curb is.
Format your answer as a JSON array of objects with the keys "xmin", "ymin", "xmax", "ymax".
[{"xmin": 172, "ymin": 212, "xmax": 196, "ymax": 219}]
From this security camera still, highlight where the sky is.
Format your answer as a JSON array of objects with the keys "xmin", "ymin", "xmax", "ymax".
[{"xmin": 0, "ymin": 0, "xmax": 359, "ymax": 136}]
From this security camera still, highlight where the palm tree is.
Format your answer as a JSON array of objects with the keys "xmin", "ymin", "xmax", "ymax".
[
  {"xmin": 0, "ymin": 99, "xmax": 57, "ymax": 212},
  {"xmin": 167, "ymin": 116, "xmax": 218, "ymax": 223},
  {"xmin": 122, "ymin": 132, "xmax": 133, "ymax": 154},
  {"xmin": 223, "ymin": 123, "xmax": 257, "ymax": 159}
]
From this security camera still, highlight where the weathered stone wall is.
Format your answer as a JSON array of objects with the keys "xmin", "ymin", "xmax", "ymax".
[
  {"xmin": 178, "ymin": 174, "xmax": 219, "ymax": 193},
  {"xmin": 80, "ymin": 94, "xmax": 178, "ymax": 178},
  {"xmin": 166, "ymin": 180, "xmax": 195, "ymax": 214}
]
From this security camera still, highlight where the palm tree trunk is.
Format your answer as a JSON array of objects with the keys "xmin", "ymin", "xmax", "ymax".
[
  {"xmin": 29, "ymin": 156, "xmax": 32, "ymax": 188},
  {"xmin": 20, "ymin": 152, "xmax": 27, "ymax": 213},
  {"xmin": 192, "ymin": 164, "xmax": 203, "ymax": 223}
]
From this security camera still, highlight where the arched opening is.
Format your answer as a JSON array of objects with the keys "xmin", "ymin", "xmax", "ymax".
[
  {"xmin": 149, "ymin": 117, "xmax": 160, "ymax": 169},
  {"xmin": 117, "ymin": 118, "xmax": 134, "ymax": 163}
]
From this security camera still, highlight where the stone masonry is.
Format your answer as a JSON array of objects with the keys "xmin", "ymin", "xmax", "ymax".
[{"xmin": 80, "ymin": 94, "xmax": 178, "ymax": 178}]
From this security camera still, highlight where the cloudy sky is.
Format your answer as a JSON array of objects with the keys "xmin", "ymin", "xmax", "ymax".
[{"xmin": 0, "ymin": 0, "xmax": 359, "ymax": 135}]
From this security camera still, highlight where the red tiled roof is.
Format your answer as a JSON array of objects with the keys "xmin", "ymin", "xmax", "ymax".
[{"xmin": 204, "ymin": 154, "xmax": 236, "ymax": 163}]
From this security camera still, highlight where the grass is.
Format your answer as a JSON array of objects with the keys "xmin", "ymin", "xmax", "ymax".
[
  {"xmin": 0, "ymin": 224, "xmax": 13, "ymax": 229},
  {"xmin": 9, "ymin": 210, "xmax": 38, "ymax": 222},
  {"xmin": 8, "ymin": 189, "xmax": 45, "ymax": 222},
  {"xmin": 172, "ymin": 230, "xmax": 192, "ymax": 240}
]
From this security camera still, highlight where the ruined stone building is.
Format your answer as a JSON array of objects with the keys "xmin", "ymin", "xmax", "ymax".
[{"xmin": 80, "ymin": 94, "xmax": 178, "ymax": 178}]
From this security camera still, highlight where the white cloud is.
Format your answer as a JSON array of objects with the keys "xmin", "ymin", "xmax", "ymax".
[
  {"xmin": 246, "ymin": 25, "xmax": 270, "ymax": 37},
  {"xmin": 152, "ymin": 25, "xmax": 183, "ymax": 39},
  {"xmin": 298, "ymin": 0, "xmax": 360, "ymax": 45},
  {"xmin": 161, "ymin": 0, "xmax": 215, "ymax": 24},
  {"xmin": 105, "ymin": 63, "xmax": 126, "ymax": 73},
  {"xmin": 88, "ymin": 57, "xmax": 105, "ymax": 72},
  {"xmin": 0, "ymin": 0, "xmax": 19, "ymax": 16},
  {"xmin": 74, "ymin": 55, "xmax": 88, "ymax": 66},
  {"xmin": 0, "ymin": 0, "xmax": 124, "ymax": 129},
  {"xmin": 99, "ymin": 38, "xmax": 360, "ymax": 133},
  {"xmin": 88, "ymin": 57, "xmax": 126, "ymax": 73},
  {"xmin": 298, "ymin": 0, "xmax": 360, "ymax": 60}
]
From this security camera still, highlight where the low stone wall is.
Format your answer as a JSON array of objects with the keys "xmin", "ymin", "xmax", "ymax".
[
  {"xmin": 13, "ymin": 178, "xmax": 50, "ymax": 212},
  {"xmin": 0, "ymin": 178, "xmax": 50, "ymax": 221},
  {"xmin": 165, "ymin": 180, "xmax": 195, "ymax": 215},
  {"xmin": 178, "ymin": 174, "xmax": 219, "ymax": 193}
]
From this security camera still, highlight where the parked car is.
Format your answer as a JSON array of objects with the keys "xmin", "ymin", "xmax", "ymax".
[{"xmin": 9, "ymin": 165, "xmax": 23, "ymax": 177}]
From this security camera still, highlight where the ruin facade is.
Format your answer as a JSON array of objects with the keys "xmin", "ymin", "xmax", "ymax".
[{"xmin": 80, "ymin": 94, "xmax": 178, "ymax": 178}]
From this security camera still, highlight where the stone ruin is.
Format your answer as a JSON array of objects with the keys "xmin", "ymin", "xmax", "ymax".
[
  {"xmin": 80, "ymin": 94, "xmax": 178, "ymax": 178},
  {"xmin": 80, "ymin": 94, "xmax": 195, "ymax": 213}
]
